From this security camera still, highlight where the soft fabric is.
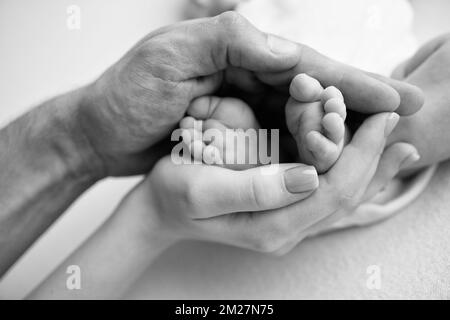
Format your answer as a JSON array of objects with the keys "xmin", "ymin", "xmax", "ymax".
[{"xmin": 236, "ymin": 0, "xmax": 417, "ymax": 75}]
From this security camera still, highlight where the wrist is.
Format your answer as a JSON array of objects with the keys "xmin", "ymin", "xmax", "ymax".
[
  {"xmin": 47, "ymin": 86, "xmax": 107, "ymax": 183},
  {"xmin": 0, "ymin": 89, "xmax": 106, "ymax": 274},
  {"xmin": 113, "ymin": 180, "xmax": 179, "ymax": 257}
]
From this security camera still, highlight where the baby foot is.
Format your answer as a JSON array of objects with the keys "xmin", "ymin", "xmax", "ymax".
[
  {"xmin": 179, "ymin": 96, "xmax": 261, "ymax": 170},
  {"xmin": 286, "ymin": 74, "xmax": 348, "ymax": 173}
]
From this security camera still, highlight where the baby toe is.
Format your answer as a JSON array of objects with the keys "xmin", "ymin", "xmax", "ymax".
[
  {"xmin": 324, "ymin": 98, "xmax": 347, "ymax": 120},
  {"xmin": 181, "ymin": 127, "xmax": 202, "ymax": 144},
  {"xmin": 181, "ymin": 127, "xmax": 205, "ymax": 162},
  {"xmin": 187, "ymin": 96, "xmax": 214, "ymax": 120},
  {"xmin": 289, "ymin": 74, "xmax": 324, "ymax": 102},
  {"xmin": 179, "ymin": 116, "xmax": 197, "ymax": 129},
  {"xmin": 188, "ymin": 138, "xmax": 206, "ymax": 163},
  {"xmin": 305, "ymin": 131, "xmax": 339, "ymax": 173},
  {"xmin": 322, "ymin": 112, "xmax": 345, "ymax": 144},
  {"xmin": 321, "ymin": 86, "xmax": 344, "ymax": 105},
  {"xmin": 203, "ymin": 144, "xmax": 223, "ymax": 165}
]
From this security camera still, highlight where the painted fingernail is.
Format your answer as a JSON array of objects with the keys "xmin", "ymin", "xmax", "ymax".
[
  {"xmin": 268, "ymin": 34, "xmax": 298, "ymax": 55},
  {"xmin": 384, "ymin": 113, "xmax": 400, "ymax": 137},
  {"xmin": 400, "ymin": 151, "xmax": 420, "ymax": 170},
  {"xmin": 284, "ymin": 165, "xmax": 319, "ymax": 194}
]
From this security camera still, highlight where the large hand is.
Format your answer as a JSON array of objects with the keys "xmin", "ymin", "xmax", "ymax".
[
  {"xmin": 78, "ymin": 12, "xmax": 423, "ymax": 177},
  {"xmin": 388, "ymin": 34, "xmax": 450, "ymax": 169},
  {"xmin": 136, "ymin": 113, "xmax": 418, "ymax": 254}
]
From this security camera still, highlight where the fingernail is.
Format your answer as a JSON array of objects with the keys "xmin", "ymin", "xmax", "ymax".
[
  {"xmin": 284, "ymin": 165, "xmax": 319, "ymax": 194},
  {"xmin": 400, "ymin": 151, "xmax": 420, "ymax": 170},
  {"xmin": 384, "ymin": 113, "xmax": 400, "ymax": 137},
  {"xmin": 268, "ymin": 34, "xmax": 298, "ymax": 55}
]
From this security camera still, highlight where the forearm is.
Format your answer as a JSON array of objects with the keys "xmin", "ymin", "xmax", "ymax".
[
  {"xmin": 0, "ymin": 88, "xmax": 103, "ymax": 276},
  {"xmin": 28, "ymin": 183, "xmax": 174, "ymax": 299}
]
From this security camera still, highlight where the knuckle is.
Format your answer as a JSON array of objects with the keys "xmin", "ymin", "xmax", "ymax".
[
  {"xmin": 249, "ymin": 176, "xmax": 267, "ymax": 209},
  {"xmin": 137, "ymin": 41, "xmax": 182, "ymax": 81},
  {"xmin": 324, "ymin": 179, "xmax": 360, "ymax": 211},
  {"xmin": 249, "ymin": 176, "xmax": 280, "ymax": 210},
  {"xmin": 335, "ymin": 186, "xmax": 360, "ymax": 211},
  {"xmin": 324, "ymin": 171, "xmax": 364, "ymax": 212},
  {"xmin": 216, "ymin": 11, "xmax": 247, "ymax": 30},
  {"xmin": 181, "ymin": 177, "xmax": 204, "ymax": 212}
]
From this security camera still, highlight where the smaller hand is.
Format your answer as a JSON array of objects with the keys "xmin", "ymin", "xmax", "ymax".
[{"xmin": 133, "ymin": 113, "xmax": 418, "ymax": 255}]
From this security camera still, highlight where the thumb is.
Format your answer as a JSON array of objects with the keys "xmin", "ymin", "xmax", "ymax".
[
  {"xmin": 402, "ymin": 34, "xmax": 450, "ymax": 78},
  {"xmin": 163, "ymin": 12, "xmax": 300, "ymax": 80},
  {"xmin": 156, "ymin": 159, "xmax": 319, "ymax": 219}
]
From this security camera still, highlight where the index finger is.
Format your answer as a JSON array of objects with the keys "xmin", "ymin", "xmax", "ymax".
[
  {"xmin": 147, "ymin": 12, "xmax": 300, "ymax": 81},
  {"xmin": 257, "ymin": 45, "xmax": 423, "ymax": 115},
  {"xmin": 325, "ymin": 112, "xmax": 399, "ymax": 203}
]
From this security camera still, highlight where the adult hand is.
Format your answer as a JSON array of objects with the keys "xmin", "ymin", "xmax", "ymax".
[
  {"xmin": 139, "ymin": 112, "xmax": 418, "ymax": 255},
  {"xmin": 79, "ymin": 12, "xmax": 423, "ymax": 178},
  {"xmin": 388, "ymin": 34, "xmax": 450, "ymax": 169}
]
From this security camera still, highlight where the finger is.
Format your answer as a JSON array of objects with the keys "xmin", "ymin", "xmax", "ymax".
[
  {"xmin": 296, "ymin": 113, "xmax": 405, "ymax": 235},
  {"xmin": 403, "ymin": 34, "xmax": 450, "ymax": 77},
  {"xmin": 158, "ymin": 160, "xmax": 319, "ymax": 219},
  {"xmin": 308, "ymin": 143, "xmax": 420, "ymax": 233},
  {"xmin": 391, "ymin": 60, "xmax": 408, "ymax": 80},
  {"xmin": 363, "ymin": 143, "xmax": 420, "ymax": 201},
  {"xmin": 326, "ymin": 112, "xmax": 400, "ymax": 202},
  {"xmin": 154, "ymin": 12, "xmax": 300, "ymax": 83},
  {"xmin": 256, "ymin": 45, "xmax": 403, "ymax": 114},
  {"xmin": 364, "ymin": 72, "xmax": 424, "ymax": 116},
  {"xmin": 225, "ymin": 67, "xmax": 268, "ymax": 93}
]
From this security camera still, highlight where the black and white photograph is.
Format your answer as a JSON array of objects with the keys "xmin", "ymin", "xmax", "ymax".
[{"xmin": 0, "ymin": 0, "xmax": 449, "ymax": 305}]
